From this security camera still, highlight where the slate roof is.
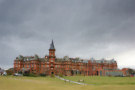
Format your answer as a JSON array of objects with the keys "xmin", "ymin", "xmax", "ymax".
[
  {"xmin": 16, "ymin": 54, "xmax": 116, "ymax": 64},
  {"xmin": 49, "ymin": 40, "xmax": 55, "ymax": 49},
  {"xmin": 90, "ymin": 58, "xmax": 116, "ymax": 64}
]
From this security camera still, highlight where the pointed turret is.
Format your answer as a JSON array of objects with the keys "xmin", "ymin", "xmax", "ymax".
[{"xmin": 49, "ymin": 40, "xmax": 55, "ymax": 50}]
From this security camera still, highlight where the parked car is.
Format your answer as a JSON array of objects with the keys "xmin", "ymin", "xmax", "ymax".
[
  {"xmin": 2, "ymin": 71, "xmax": 7, "ymax": 76},
  {"xmin": 14, "ymin": 73, "xmax": 22, "ymax": 76}
]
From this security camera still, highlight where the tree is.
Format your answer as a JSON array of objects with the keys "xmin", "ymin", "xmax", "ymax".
[
  {"xmin": 128, "ymin": 69, "xmax": 135, "ymax": 75},
  {"xmin": 6, "ymin": 68, "xmax": 14, "ymax": 75}
]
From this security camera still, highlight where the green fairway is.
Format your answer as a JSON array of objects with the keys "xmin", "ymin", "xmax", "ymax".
[{"xmin": 0, "ymin": 76, "xmax": 135, "ymax": 90}]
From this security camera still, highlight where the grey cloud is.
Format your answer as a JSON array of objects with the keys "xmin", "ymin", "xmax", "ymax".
[{"xmin": 0, "ymin": 0, "xmax": 135, "ymax": 69}]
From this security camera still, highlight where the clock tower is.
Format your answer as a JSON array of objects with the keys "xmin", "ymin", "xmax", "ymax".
[{"xmin": 49, "ymin": 40, "xmax": 55, "ymax": 75}]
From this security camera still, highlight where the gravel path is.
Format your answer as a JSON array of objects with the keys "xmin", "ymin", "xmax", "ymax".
[{"xmin": 55, "ymin": 76, "xmax": 88, "ymax": 85}]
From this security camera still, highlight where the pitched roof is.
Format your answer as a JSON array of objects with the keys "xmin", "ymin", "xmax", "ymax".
[{"xmin": 49, "ymin": 40, "xmax": 55, "ymax": 49}]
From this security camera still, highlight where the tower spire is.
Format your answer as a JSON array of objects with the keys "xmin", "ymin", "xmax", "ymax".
[{"xmin": 49, "ymin": 40, "xmax": 55, "ymax": 49}]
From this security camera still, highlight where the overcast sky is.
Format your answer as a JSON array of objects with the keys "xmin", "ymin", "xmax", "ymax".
[{"xmin": 0, "ymin": 0, "xmax": 135, "ymax": 69}]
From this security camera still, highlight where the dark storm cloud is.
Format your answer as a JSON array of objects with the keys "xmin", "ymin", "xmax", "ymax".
[{"xmin": 0, "ymin": 0, "xmax": 135, "ymax": 69}]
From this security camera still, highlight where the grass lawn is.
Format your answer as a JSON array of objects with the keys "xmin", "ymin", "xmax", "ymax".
[
  {"xmin": 0, "ymin": 76, "xmax": 135, "ymax": 90},
  {"xmin": 63, "ymin": 76, "xmax": 135, "ymax": 85}
]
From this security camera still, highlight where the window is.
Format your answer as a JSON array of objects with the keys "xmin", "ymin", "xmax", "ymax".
[
  {"xmin": 58, "ymin": 65, "xmax": 60, "ymax": 68},
  {"xmin": 55, "ymin": 65, "xmax": 57, "ymax": 68},
  {"xmin": 32, "ymin": 64, "xmax": 34, "ymax": 67},
  {"xmin": 51, "ymin": 51, "xmax": 53, "ymax": 54},
  {"xmin": 51, "ymin": 59, "xmax": 53, "ymax": 62}
]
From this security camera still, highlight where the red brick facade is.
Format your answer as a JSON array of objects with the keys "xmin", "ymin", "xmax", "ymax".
[{"xmin": 14, "ymin": 40, "xmax": 123, "ymax": 76}]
